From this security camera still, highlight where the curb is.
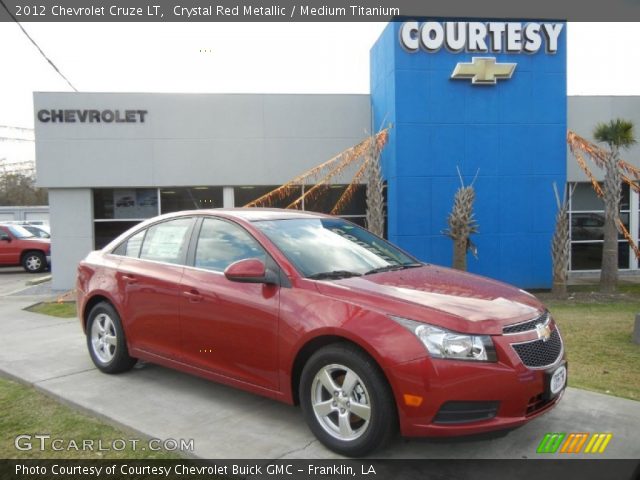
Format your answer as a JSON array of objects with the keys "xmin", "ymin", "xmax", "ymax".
[{"xmin": 25, "ymin": 275, "xmax": 51, "ymax": 286}]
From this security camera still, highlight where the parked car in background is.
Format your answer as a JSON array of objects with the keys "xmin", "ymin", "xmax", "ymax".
[
  {"xmin": 76, "ymin": 209, "xmax": 566, "ymax": 456},
  {"xmin": 0, "ymin": 224, "xmax": 51, "ymax": 273}
]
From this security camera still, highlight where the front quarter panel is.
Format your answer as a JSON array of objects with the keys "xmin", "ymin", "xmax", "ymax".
[{"xmin": 278, "ymin": 279, "xmax": 429, "ymax": 402}]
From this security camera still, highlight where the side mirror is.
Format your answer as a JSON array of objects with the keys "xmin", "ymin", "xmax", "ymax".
[
  {"xmin": 224, "ymin": 258, "xmax": 278, "ymax": 285},
  {"xmin": 0, "ymin": 234, "xmax": 10, "ymax": 242}
]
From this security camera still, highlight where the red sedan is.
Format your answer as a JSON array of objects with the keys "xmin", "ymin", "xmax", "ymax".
[{"xmin": 76, "ymin": 209, "xmax": 566, "ymax": 456}]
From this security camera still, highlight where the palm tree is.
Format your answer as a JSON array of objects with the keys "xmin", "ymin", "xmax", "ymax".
[
  {"xmin": 365, "ymin": 135, "xmax": 385, "ymax": 238},
  {"xmin": 593, "ymin": 119, "xmax": 636, "ymax": 293},
  {"xmin": 444, "ymin": 169, "xmax": 478, "ymax": 271},
  {"xmin": 551, "ymin": 183, "xmax": 573, "ymax": 297}
]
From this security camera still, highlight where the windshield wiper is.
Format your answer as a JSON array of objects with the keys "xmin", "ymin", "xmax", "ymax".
[
  {"xmin": 307, "ymin": 270, "xmax": 362, "ymax": 280},
  {"xmin": 364, "ymin": 263, "xmax": 423, "ymax": 276}
]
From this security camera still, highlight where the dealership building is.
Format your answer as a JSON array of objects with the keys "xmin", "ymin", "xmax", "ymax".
[{"xmin": 34, "ymin": 21, "xmax": 640, "ymax": 290}]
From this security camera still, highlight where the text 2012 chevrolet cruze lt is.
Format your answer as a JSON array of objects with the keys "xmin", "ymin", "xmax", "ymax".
[{"xmin": 77, "ymin": 209, "xmax": 567, "ymax": 456}]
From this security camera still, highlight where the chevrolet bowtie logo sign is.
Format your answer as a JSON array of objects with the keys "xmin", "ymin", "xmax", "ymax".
[
  {"xmin": 536, "ymin": 322, "xmax": 552, "ymax": 342},
  {"xmin": 451, "ymin": 57, "xmax": 517, "ymax": 85}
]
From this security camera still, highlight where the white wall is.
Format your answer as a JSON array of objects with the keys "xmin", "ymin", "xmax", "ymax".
[
  {"xmin": 48, "ymin": 189, "xmax": 94, "ymax": 291},
  {"xmin": 34, "ymin": 93, "xmax": 372, "ymax": 188}
]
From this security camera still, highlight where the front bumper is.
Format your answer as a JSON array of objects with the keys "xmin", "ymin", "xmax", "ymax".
[{"xmin": 389, "ymin": 324, "xmax": 567, "ymax": 437}]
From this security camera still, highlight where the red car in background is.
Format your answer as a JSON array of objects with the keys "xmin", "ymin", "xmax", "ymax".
[
  {"xmin": 76, "ymin": 209, "xmax": 566, "ymax": 456},
  {"xmin": 0, "ymin": 224, "xmax": 51, "ymax": 273}
]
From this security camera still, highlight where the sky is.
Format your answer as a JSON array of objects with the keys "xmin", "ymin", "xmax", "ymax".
[{"xmin": 1, "ymin": 22, "xmax": 640, "ymax": 162}]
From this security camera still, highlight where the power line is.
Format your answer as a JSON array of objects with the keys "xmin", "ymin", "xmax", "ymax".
[
  {"xmin": 0, "ymin": 125, "xmax": 34, "ymax": 131},
  {"xmin": 0, "ymin": 0, "xmax": 78, "ymax": 92}
]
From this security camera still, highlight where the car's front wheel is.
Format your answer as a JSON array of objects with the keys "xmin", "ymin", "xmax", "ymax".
[
  {"xmin": 86, "ymin": 302, "xmax": 137, "ymax": 373},
  {"xmin": 299, "ymin": 343, "xmax": 397, "ymax": 457}
]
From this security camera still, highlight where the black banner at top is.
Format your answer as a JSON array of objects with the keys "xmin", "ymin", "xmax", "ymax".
[{"xmin": 1, "ymin": 0, "xmax": 640, "ymax": 21}]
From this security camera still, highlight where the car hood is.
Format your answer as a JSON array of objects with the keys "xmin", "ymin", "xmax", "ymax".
[{"xmin": 315, "ymin": 265, "xmax": 544, "ymax": 335}]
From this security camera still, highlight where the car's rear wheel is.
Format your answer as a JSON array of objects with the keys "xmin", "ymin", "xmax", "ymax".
[
  {"xmin": 22, "ymin": 251, "xmax": 46, "ymax": 273},
  {"xmin": 299, "ymin": 343, "xmax": 397, "ymax": 457},
  {"xmin": 87, "ymin": 302, "xmax": 136, "ymax": 373}
]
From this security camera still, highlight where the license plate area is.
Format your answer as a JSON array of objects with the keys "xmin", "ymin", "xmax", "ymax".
[{"xmin": 544, "ymin": 361, "xmax": 567, "ymax": 400}]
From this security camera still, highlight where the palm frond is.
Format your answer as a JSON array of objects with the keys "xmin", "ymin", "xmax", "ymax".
[{"xmin": 593, "ymin": 119, "xmax": 637, "ymax": 149}]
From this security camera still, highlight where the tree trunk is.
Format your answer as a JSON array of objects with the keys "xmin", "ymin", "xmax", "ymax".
[
  {"xmin": 600, "ymin": 148, "xmax": 622, "ymax": 293},
  {"xmin": 551, "ymin": 184, "xmax": 570, "ymax": 297},
  {"xmin": 365, "ymin": 139, "xmax": 385, "ymax": 238},
  {"xmin": 453, "ymin": 240, "xmax": 467, "ymax": 271},
  {"xmin": 552, "ymin": 279, "xmax": 567, "ymax": 296}
]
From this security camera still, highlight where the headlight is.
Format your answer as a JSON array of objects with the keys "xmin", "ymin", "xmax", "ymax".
[{"xmin": 391, "ymin": 316, "xmax": 497, "ymax": 362}]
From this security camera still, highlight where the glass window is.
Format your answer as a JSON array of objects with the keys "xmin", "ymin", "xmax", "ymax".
[
  {"xmin": 303, "ymin": 184, "xmax": 367, "ymax": 215},
  {"xmin": 6, "ymin": 225, "xmax": 35, "ymax": 239},
  {"xmin": 95, "ymin": 221, "xmax": 141, "ymax": 250},
  {"xmin": 234, "ymin": 184, "xmax": 370, "ymax": 231},
  {"xmin": 113, "ymin": 229, "xmax": 147, "ymax": 257},
  {"xmin": 570, "ymin": 212, "xmax": 630, "ymax": 241},
  {"xmin": 572, "ymin": 183, "xmax": 604, "ymax": 211},
  {"xmin": 571, "ymin": 242, "xmax": 629, "ymax": 271},
  {"xmin": 94, "ymin": 188, "xmax": 158, "ymax": 220},
  {"xmin": 254, "ymin": 218, "xmax": 416, "ymax": 278},
  {"xmin": 621, "ymin": 184, "xmax": 630, "ymax": 211},
  {"xmin": 571, "ymin": 182, "xmax": 630, "ymax": 211},
  {"xmin": 124, "ymin": 230, "xmax": 145, "ymax": 258},
  {"xmin": 139, "ymin": 218, "xmax": 192, "ymax": 265},
  {"xmin": 234, "ymin": 185, "xmax": 303, "ymax": 209},
  {"xmin": 569, "ymin": 182, "xmax": 634, "ymax": 271},
  {"xmin": 160, "ymin": 187, "xmax": 224, "ymax": 213},
  {"xmin": 194, "ymin": 218, "xmax": 266, "ymax": 272}
]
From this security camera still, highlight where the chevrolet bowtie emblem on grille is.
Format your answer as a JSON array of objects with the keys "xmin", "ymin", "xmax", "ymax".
[
  {"xmin": 451, "ymin": 57, "xmax": 517, "ymax": 85},
  {"xmin": 535, "ymin": 323, "xmax": 552, "ymax": 342}
]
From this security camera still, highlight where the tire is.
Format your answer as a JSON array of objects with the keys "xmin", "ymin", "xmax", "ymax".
[
  {"xmin": 22, "ymin": 251, "xmax": 46, "ymax": 273},
  {"xmin": 86, "ymin": 302, "xmax": 137, "ymax": 374},
  {"xmin": 299, "ymin": 343, "xmax": 397, "ymax": 457}
]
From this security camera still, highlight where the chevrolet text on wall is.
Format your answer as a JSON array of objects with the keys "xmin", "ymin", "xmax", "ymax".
[
  {"xmin": 399, "ymin": 21, "xmax": 564, "ymax": 85},
  {"xmin": 37, "ymin": 109, "xmax": 148, "ymax": 123}
]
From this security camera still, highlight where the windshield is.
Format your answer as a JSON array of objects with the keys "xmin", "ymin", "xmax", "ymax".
[
  {"xmin": 253, "ymin": 218, "xmax": 420, "ymax": 278},
  {"xmin": 7, "ymin": 225, "xmax": 35, "ymax": 239}
]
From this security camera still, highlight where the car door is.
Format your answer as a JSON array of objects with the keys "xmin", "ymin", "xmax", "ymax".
[
  {"xmin": 180, "ymin": 217, "xmax": 280, "ymax": 390},
  {"xmin": 0, "ymin": 226, "xmax": 20, "ymax": 264},
  {"xmin": 116, "ymin": 217, "xmax": 195, "ymax": 361}
]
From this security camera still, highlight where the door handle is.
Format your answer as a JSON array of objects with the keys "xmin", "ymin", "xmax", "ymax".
[{"xmin": 183, "ymin": 289, "xmax": 204, "ymax": 303}]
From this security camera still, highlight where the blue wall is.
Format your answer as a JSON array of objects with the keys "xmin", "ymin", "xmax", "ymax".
[{"xmin": 370, "ymin": 20, "xmax": 567, "ymax": 288}]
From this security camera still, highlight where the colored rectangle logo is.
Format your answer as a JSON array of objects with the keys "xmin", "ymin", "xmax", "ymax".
[{"xmin": 537, "ymin": 433, "xmax": 612, "ymax": 454}]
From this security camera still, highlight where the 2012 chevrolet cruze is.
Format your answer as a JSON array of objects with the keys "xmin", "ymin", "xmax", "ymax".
[{"xmin": 77, "ymin": 209, "xmax": 567, "ymax": 456}]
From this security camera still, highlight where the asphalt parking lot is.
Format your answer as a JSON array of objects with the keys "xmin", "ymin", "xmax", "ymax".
[
  {"xmin": 1, "ymin": 287, "xmax": 639, "ymax": 462},
  {"xmin": 0, "ymin": 266, "xmax": 50, "ymax": 296}
]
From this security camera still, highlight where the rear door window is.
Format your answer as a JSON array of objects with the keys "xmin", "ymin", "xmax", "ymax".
[{"xmin": 139, "ymin": 218, "xmax": 193, "ymax": 265}]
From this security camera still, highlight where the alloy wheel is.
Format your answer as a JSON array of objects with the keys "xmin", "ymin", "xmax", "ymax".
[
  {"xmin": 310, "ymin": 363, "xmax": 372, "ymax": 441},
  {"xmin": 90, "ymin": 313, "xmax": 117, "ymax": 364}
]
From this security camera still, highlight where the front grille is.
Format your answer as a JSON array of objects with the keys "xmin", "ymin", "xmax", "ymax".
[
  {"xmin": 512, "ymin": 329, "xmax": 563, "ymax": 368},
  {"xmin": 433, "ymin": 401, "xmax": 500, "ymax": 424},
  {"xmin": 503, "ymin": 311, "xmax": 549, "ymax": 334}
]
